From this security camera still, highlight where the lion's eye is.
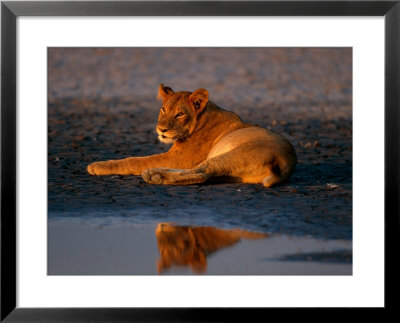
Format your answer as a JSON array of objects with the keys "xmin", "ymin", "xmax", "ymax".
[
  {"xmin": 175, "ymin": 112, "xmax": 185, "ymax": 118},
  {"xmin": 161, "ymin": 106, "xmax": 166, "ymax": 113}
]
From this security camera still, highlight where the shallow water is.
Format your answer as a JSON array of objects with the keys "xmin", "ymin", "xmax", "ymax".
[{"xmin": 48, "ymin": 221, "xmax": 352, "ymax": 275}]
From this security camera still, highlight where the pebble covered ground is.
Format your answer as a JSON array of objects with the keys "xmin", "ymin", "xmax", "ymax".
[{"xmin": 48, "ymin": 48, "xmax": 352, "ymax": 240}]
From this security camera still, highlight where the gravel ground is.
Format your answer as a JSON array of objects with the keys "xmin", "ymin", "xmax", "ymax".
[{"xmin": 48, "ymin": 47, "xmax": 352, "ymax": 240}]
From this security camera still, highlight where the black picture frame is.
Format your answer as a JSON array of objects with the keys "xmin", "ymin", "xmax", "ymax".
[{"xmin": 1, "ymin": 1, "xmax": 399, "ymax": 321}]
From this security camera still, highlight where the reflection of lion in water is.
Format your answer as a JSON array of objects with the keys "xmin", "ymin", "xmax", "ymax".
[
  {"xmin": 155, "ymin": 223, "xmax": 267, "ymax": 274},
  {"xmin": 88, "ymin": 84, "xmax": 296, "ymax": 187}
]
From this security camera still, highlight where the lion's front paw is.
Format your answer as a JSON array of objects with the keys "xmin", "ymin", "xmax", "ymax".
[
  {"xmin": 142, "ymin": 168, "xmax": 208, "ymax": 185},
  {"xmin": 142, "ymin": 168, "xmax": 164, "ymax": 184},
  {"xmin": 87, "ymin": 162, "xmax": 99, "ymax": 175},
  {"xmin": 87, "ymin": 161, "xmax": 110, "ymax": 175}
]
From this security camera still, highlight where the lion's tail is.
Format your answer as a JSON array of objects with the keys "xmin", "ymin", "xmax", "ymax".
[{"xmin": 263, "ymin": 150, "xmax": 297, "ymax": 188}]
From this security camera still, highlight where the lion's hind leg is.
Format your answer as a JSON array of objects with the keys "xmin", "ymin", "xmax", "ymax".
[
  {"xmin": 142, "ymin": 168, "xmax": 211, "ymax": 185},
  {"xmin": 142, "ymin": 145, "xmax": 293, "ymax": 187},
  {"xmin": 142, "ymin": 151, "xmax": 241, "ymax": 185},
  {"xmin": 142, "ymin": 147, "xmax": 269, "ymax": 186}
]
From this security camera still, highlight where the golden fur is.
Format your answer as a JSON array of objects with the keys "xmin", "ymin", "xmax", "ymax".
[
  {"xmin": 155, "ymin": 223, "xmax": 267, "ymax": 273},
  {"xmin": 87, "ymin": 84, "xmax": 297, "ymax": 187}
]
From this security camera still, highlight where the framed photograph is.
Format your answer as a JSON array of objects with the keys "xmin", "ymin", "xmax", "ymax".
[{"xmin": 1, "ymin": 0, "xmax": 399, "ymax": 321}]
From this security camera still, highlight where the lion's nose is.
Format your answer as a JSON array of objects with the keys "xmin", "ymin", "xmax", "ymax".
[{"xmin": 158, "ymin": 126, "xmax": 169, "ymax": 133}]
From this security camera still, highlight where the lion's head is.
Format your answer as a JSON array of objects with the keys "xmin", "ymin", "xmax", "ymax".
[
  {"xmin": 155, "ymin": 222, "xmax": 267, "ymax": 274},
  {"xmin": 155, "ymin": 222, "xmax": 207, "ymax": 273},
  {"xmin": 155, "ymin": 84, "xmax": 209, "ymax": 144}
]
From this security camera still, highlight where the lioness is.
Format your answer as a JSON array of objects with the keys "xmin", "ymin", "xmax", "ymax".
[
  {"xmin": 155, "ymin": 222, "xmax": 267, "ymax": 273},
  {"xmin": 87, "ymin": 84, "xmax": 296, "ymax": 187}
]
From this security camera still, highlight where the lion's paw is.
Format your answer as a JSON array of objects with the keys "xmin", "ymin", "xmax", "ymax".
[
  {"xmin": 87, "ymin": 161, "xmax": 111, "ymax": 175},
  {"xmin": 87, "ymin": 163, "xmax": 99, "ymax": 175},
  {"xmin": 142, "ymin": 169, "xmax": 165, "ymax": 184}
]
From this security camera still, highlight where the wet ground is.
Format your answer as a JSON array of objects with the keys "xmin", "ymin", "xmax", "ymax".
[{"xmin": 48, "ymin": 48, "xmax": 352, "ymax": 274}]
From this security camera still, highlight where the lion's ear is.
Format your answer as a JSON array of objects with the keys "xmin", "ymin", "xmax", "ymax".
[
  {"xmin": 189, "ymin": 88, "xmax": 209, "ymax": 112},
  {"xmin": 157, "ymin": 83, "xmax": 174, "ymax": 101}
]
